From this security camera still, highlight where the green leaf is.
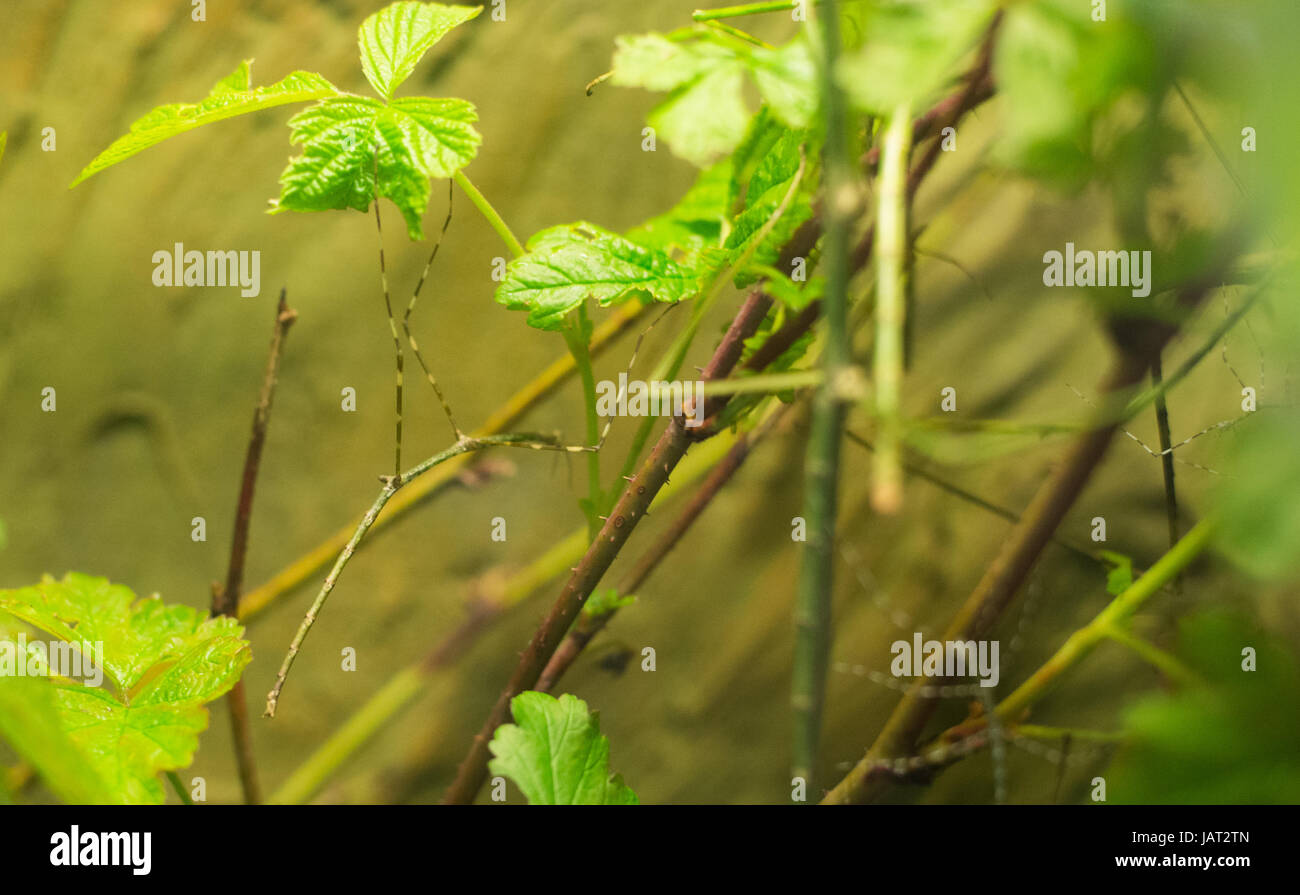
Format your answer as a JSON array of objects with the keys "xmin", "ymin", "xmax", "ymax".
[
  {"xmin": 69, "ymin": 61, "xmax": 338, "ymax": 187},
  {"xmin": 749, "ymin": 37, "xmax": 819, "ymax": 129},
  {"xmin": 1213, "ymin": 411, "xmax": 1300, "ymax": 580},
  {"xmin": 582, "ymin": 588, "xmax": 637, "ymax": 619},
  {"xmin": 0, "ymin": 131, "xmax": 7, "ymax": 170},
  {"xmin": 488, "ymin": 692, "xmax": 638, "ymax": 804},
  {"xmin": 0, "ymin": 668, "xmax": 118, "ymax": 804},
  {"xmin": 358, "ymin": 2, "xmax": 482, "ymax": 100},
  {"xmin": 610, "ymin": 30, "xmax": 816, "ymax": 167},
  {"xmin": 0, "ymin": 573, "xmax": 251, "ymax": 804},
  {"xmin": 1099, "ymin": 550, "xmax": 1134, "ymax": 596},
  {"xmin": 838, "ymin": 0, "xmax": 996, "ymax": 115},
  {"xmin": 273, "ymin": 95, "xmax": 480, "ymax": 240},
  {"xmin": 1109, "ymin": 612, "xmax": 1300, "ymax": 803},
  {"xmin": 495, "ymin": 222, "xmax": 703, "ymax": 331},
  {"xmin": 993, "ymin": 0, "xmax": 1154, "ymax": 186},
  {"xmin": 725, "ymin": 126, "xmax": 815, "ymax": 286}
]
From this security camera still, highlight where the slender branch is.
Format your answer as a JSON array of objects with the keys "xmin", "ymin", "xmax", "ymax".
[
  {"xmin": 453, "ymin": 170, "xmax": 525, "ymax": 258},
  {"xmin": 537, "ymin": 403, "xmax": 790, "ymax": 694},
  {"xmin": 844, "ymin": 431, "xmax": 1100, "ymax": 565},
  {"xmin": 442, "ymin": 288, "xmax": 777, "ymax": 804},
  {"xmin": 792, "ymin": 0, "xmax": 854, "ymax": 789},
  {"xmin": 851, "ymin": 518, "xmax": 1215, "ymax": 793},
  {"xmin": 264, "ymin": 433, "xmax": 570, "ymax": 718},
  {"xmin": 1150, "ymin": 354, "xmax": 1181, "ymax": 559},
  {"xmin": 870, "ymin": 101, "xmax": 913, "ymax": 515},
  {"xmin": 237, "ymin": 301, "xmax": 645, "ymax": 623},
  {"xmin": 269, "ymin": 428, "xmax": 744, "ymax": 803},
  {"xmin": 563, "ymin": 310, "xmax": 603, "ymax": 539},
  {"xmin": 209, "ymin": 288, "xmax": 296, "ymax": 804}
]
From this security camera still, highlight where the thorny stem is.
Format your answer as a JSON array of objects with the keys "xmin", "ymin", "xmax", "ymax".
[
  {"xmin": 210, "ymin": 288, "xmax": 296, "ymax": 804},
  {"xmin": 441, "ymin": 288, "xmax": 781, "ymax": 804},
  {"xmin": 537, "ymin": 402, "xmax": 791, "ymax": 694},
  {"xmin": 793, "ymin": 0, "xmax": 854, "ymax": 790}
]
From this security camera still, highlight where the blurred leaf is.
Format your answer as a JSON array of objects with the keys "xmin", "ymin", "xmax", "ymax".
[
  {"xmin": 495, "ymin": 222, "xmax": 704, "ymax": 330},
  {"xmin": 839, "ymin": 0, "xmax": 997, "ymax": 115},
  {"xmin": 1213, "ymin": 411, "xmax": 1300, "ymax": 581},
  {"xmin": 273, "ymin": 95, "xmax": 480, "ymax": 240},
  {"xmin": 358, "ymin": 2, "xmax": 481, "ymax": 99},
  {"xmin": 0, "ymin": 573, "xmax": 251, "ymax": 804},
  {"xmin": 70, "ymin": 62, "xmax": 338, "ymax": 187},
  {"xmin": 610, "ymin": 30, "xmax": 817, "ymax": 167},
  {"xmin": 488, "ymin": 691, "xmax": 638, "ymax": 804},
  {"xmin": 1109, "ymin": 611, "xmax": 1300, "ymax": 803},
  {"xmin": 1099, "ymin": 550, "xmax": 1133, "ymax": 596},
  {"xmin": 993, "ymin": 0, "xmax": 1154, "ymax": 187}
]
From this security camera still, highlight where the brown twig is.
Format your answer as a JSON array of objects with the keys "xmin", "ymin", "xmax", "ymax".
[
  {"xmin": 210, "ymin": 287, "xmax": 297, "ymax": 805},
  {"xmin": 440, "ymin": 287, "xmax": 777, "ymax": 804},
  {"xmin": 536, "ymin": 404, "xmax": 792, "ymax": 694}
]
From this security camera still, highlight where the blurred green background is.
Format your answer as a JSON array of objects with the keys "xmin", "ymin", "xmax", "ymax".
[{"xmin": 1, "ymin": 0, "xmax": 1296, "ymax": 803}]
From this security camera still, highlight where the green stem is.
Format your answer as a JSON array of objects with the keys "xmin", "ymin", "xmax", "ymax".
[
  {"xmin": 693, "ymin": 0, "xmax": 808, "ymax": 20},
  {"xmin": 453, "ymin": 170, "xmax": 525, "ymax": 258},
  {"xmin": 995, "ymin": 517, "xmax": 1216, "ymax": 723},
  {"xmin": 871, "ymin": 101, "xmax": 913, "ymax": 515},
  {"xmin": 1101, "ymin": 624, "xmax": 1202, "ymax": 687},
  {"xmin": 564, "ymin": 309, "xmax": 603, "ymax": 539},
  {"xmin": 167, "ymin": 771, "xmax": 192, "ymax": 805},
  {"xmin": 792, "ymin": 0, "xmax": 852, "ymax": 791}
]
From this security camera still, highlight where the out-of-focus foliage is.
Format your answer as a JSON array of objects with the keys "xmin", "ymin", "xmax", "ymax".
[{"xmin": 1110, "ymin": 612, "xmax": 1300, "ymax": 803}]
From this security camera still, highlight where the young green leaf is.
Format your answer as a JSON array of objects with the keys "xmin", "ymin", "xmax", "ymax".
[
  {"xmin": 495, "ymin": 222, "xmax": 702, "ymax": 330},
  {"xmin": 273, "ymin": 95, "xmax": 480, "ymax": 240},
  {"xmin": 358, "ymin": 2, "xmax": 482, "ymax": 100},
  {"xmin": 1110, "ymin": 612, "xmax": 1300, "ymax": 804},
  {"xmin": 1099, "ymin": 550, "xmax": 1134, "ymax": 597},
  {"xmin": 488, "ymin": 691, "xmax": 638, "ymax": 804},
  {"xmin": 69, "ymin": 61, "xmax": 338, "ymax": 187},
  {"xmin": 0, "ymin": 573, "xmax": 251, "ymax": 804},
  {"xmin": 582, "ymin": 588, "xmax": 637, "ymax": 619}
]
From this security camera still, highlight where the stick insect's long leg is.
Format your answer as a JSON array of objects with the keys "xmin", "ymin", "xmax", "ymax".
[
  {"xmin": 403, "ymin": 179, "xmax": 463, "ymax": 442},
  {"xmin": 373, "ymin": 197, "xmax": 404, "ymax": 477}
]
